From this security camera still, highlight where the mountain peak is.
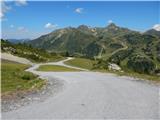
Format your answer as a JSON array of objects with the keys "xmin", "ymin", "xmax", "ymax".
[
  {"xmin": 107, "ymin": 23, "xmax": 119, "ymax": 29},
  {"xmin": 108, "ymin": 23, "xmax": 116, "ymax": 26},
  {"xmin": 105, "ymin": 23, "xmax": 120, "ymax": 31},
  {"xmin": 145, "ymin": 28, "xmax": 160, "ymax": 37},
  {"xmin": 77, "ymin": 25, "xmax": 89, "ymax": 29}
]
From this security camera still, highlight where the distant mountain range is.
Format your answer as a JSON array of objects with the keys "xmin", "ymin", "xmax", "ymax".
[
  {"xmin": 28, "ymin": 23, "xmax": 160, "ymax": 57},
  {"xmin": 7, "ymin": 39, "xmax": 31, "ymax": 44}
]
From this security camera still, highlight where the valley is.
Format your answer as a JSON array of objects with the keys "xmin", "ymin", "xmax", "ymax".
[
  {"xmin": 1, "ymin": 23, "xmax": 160, "ymax": 104},
  {"xmin": 1, "ymin": 1, "xmax": 159, "ymax": 119}
]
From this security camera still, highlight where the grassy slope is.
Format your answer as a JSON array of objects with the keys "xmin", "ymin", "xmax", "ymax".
[
  {"xmin": 1, "ymin": 60, "xmax": 46, "ymax": 95},
  {"xmin": 1, "ymin": 39, "xmax": 65, "ymax": 63},
  {"xmin": 37, "ymin": 65, "xmax": 81, "ymax": 72},
  {"xmin": 64, "ymin": 58, "xmax": 96, "ymax": 70},
  {"xmin": 64, "ymin": 58, "xmax": 160, "ymax": 82}
]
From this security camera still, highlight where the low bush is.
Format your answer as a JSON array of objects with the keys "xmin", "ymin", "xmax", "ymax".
[
  {"xmin": 109, "ymin": 48, "xmax": 133, "ymax": 65},
  {"xmin": 127, "ymin": 54, "xmax": 156, "ymax": 74}
]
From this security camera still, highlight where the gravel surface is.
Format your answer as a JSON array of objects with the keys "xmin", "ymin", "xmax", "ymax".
[{"xmin": 2, "ymin": 57, "xmax": 160, "ymax": 119}]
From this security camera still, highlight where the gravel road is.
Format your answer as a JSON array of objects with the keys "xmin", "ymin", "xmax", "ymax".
[{"xmin": 2, "ymin": 57, "xmax": 159, "ymax": 119}]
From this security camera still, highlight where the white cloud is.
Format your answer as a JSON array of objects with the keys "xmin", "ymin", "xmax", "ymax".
[
  {"xmin": 2, "ymin": 1, "xmax": 11, "ymax": 14},
  {"xmin": 152, "ymin": 24, "xmax": 160, "ymax": 31},
  {"xmin": 0, "ymin": 12, "xmax": 4, "ymax": 18},
  {"xmin": 108, "ymin": 20, "xmax": 113, "ymax": 24},
  {"xmin": 44, "ymin": 23, "xmax": 58, "ymax": 29},
  {"xmin": 18, "ymin": 27, "xmax": 28, "ymax": 32},
  {"xmin": 15, "ymin": 0, "xmax": 27, "ymax": 6},
  {"xmin": 75, "ymin": 8, "xmax": 84, "ymax": 14},
  {"xmin": 10, "ymin": 24, "xmax": 14, "ymax": 28},
  {"xmin": 0, "ymin": 1, "xmax": 11, "ymax": 19},
  {"xmin": 0, "ymin": 0, "xmax": 27, "ymax": 20}
]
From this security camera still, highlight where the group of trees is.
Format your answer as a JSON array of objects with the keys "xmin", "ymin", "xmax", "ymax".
[
  {"xmin": 127, "ymin": 54, "xmax": 156, "ymax": 74},
  {"xmin": 109, "ymin": 49, "xmax": 133, "ymax": 65}
]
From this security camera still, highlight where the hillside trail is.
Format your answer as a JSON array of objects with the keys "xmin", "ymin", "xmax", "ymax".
[
  {"xmin": 2, "ymin": 56, "xmax": 159, "ymax": 119},
  {"xmin": 111, "ymin": 43, "xmax": 128, "ymax": 55}
]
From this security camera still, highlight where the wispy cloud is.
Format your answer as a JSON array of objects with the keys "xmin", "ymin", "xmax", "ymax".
[
  {"xmin": 0, "ymin": 1, "xmax": 11, "ymax": 19},
  {"xmin": 18, "ymin": 26, "xmax": 28, "ymax": 32},
  {"xmin": 15, "ymin": 0, "xmax": 27, "ymax": 6},
  {"xmin": 108, "ymin": 20, "xmax": 113, "ymax": 24},
  {"xmin": 44, "ymin": 23, "xmax": 58, "ymax": 29},
  {"xmin": 75, "ymin": 8, "xmax": 84, "ymax": 14},
  {"xmin": 0, "ymin": 0, "xmax": 28, "ymax": 20},
  {"xmin": 152, "ymin": 24, "xmax": 160, "ymax": 31},
  {"xmin": 0, "ymin": 12, "xmax": 4, "ymax": 18}
]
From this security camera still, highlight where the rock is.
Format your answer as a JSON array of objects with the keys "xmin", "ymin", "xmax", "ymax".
[{"xmin": 108, "ymin": 63, "xmax": 121, "ymax": 71}]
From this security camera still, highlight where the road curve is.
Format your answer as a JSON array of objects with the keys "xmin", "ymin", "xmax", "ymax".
[{"xmin": 2, "ymin": 58, "xmax": 159, "ymax": 119}]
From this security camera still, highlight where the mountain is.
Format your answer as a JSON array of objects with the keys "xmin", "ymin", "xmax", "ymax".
[
  {"xmin": 28, "ymin": 23, "xmax": 160, "ymax": 74},
  {"xmin": 99, "ymin": 23, "xmax": 135, "ymax": 38},
  {"xmin": 7, "ymin": 39, "xmax": 31, "ymax": 44},
  {"xmin": 145, "ymin": 29, "xmax": 160, "ymax": 38},
  {"xmin": 28, "ymin": 23, "xmax": 135, "ymax": 56},
  {"xmin": 29, "ymin": 27, "xmax": 98, "ymax": 56}
]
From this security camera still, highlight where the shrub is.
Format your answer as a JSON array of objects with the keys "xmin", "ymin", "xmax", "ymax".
[
  {"xmin": 157, "ymin": 56, "xmax": 160, "ymax": 62},
  {"xmin": 21, "ymin": 73, "xmax": 36, "ymax": 80},
  {"xmin": 127, "ymin": 54, "xmax": 156, "ymax": 74},
  {"xmin": 109, "ymin": 48, "xmax": 133, "ymax": 65},
  {"xmin": 21, "ymin": 74, "xmax": 31, "ymax": 80}
]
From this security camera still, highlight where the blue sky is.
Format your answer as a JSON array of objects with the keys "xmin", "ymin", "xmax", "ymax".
[{"xmin": 1, "ymin": 1, "xmax": 159, "ymax": 39}]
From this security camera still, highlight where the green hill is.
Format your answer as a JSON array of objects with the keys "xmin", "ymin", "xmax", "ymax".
[{"xmin": 27, "ymin": 23, "xmax": 160, "ymax": 74}]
